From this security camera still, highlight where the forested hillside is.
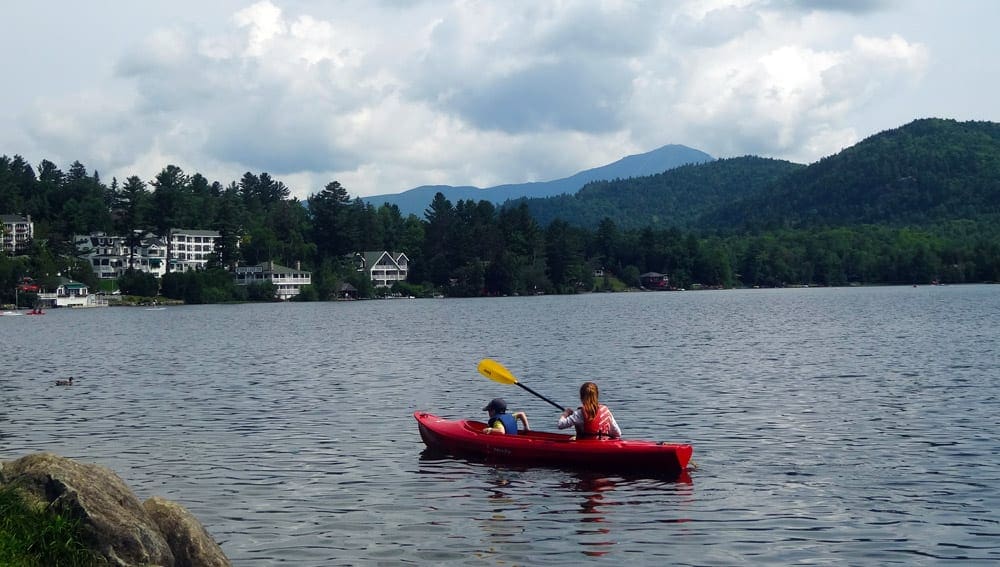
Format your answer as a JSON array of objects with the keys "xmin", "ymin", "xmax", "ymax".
[
  {"xmin": 516, "ymin": 156, "xmax": 804, "ymax": 230},
  {"xmin": 703, "ymin": 118, "xmax": 1000, "ymax": 230}
]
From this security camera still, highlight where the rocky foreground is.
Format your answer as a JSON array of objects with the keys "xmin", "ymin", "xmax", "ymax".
[{"xmin": 1, "ymin": 452, "xmax": 230, "ymax": 567}]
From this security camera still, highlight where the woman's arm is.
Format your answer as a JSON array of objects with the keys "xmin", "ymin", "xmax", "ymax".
[
  {"xmin": 607, "ymin": 411, "xmax": 622, "ymax": 439},
  {"xmin": 557, "ymin": 408, "xmax": 582, "ymax": 430}
]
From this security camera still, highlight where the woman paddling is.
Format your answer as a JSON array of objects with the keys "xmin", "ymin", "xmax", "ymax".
[{"xmin": 557, "ymin": 382, "xmax": 621, "ymax": 439}]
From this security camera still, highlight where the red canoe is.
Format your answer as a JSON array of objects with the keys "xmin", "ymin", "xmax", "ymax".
[{"xmin": 415, "ymin": 411, "xmax": 693, "ymax": 477}]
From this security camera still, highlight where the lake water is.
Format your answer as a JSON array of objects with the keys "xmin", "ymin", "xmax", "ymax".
[{"xmin": 2, "ymin": 285, "xmax": 998, "ymax": 565}]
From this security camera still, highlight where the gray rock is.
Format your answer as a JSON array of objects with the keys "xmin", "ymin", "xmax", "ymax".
[
  {"xmin": 1, "ymin": 452, "xmax": 230, "ymax": 567},
  {"xmin": 144, "ymin": 496, "xmax": 231, "ymax": 567}
]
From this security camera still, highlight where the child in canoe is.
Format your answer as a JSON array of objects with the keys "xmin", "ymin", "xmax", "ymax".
[{"xmin": 482, "ymin": 398, "xmax": 530, "ymax": 434}]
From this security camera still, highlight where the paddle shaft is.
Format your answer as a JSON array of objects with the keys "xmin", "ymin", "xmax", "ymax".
[{"xmin": 516, "ymin": 382, "xmax": 567, "ymax": 412}]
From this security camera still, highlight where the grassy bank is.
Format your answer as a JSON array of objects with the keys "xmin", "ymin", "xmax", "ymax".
[{"xmin": 0, "ymin": 485, "xmax": 100, "ymax": 566}]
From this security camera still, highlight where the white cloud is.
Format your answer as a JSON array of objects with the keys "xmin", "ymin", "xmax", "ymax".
[
  {"xmin": 234, "ymin": 1, "xmax": 287, "ymax": 57},
  {"xmin": 635, "ymin": 6, "xmax": 929, "ymax": 163},
  {"xmin": 852, "ymin": 33, "xmax": 928, "ymax": 72}
]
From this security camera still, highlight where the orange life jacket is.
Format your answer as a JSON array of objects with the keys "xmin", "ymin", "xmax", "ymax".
[{"xmin": 580, "ymin": 404, "xmax": 613, "ymax": 439}]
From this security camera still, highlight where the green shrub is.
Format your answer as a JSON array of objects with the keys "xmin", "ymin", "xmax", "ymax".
[
  {"xmin": 117, "ymin": 270, "xmax": 159, "ymax": 297},
  {"xmin": 0, "ymin": 485, "xmax": 101, "ymax": 566}
]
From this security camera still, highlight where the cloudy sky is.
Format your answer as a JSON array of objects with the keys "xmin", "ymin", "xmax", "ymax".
[{"xmin": 2, "ymin": 0, "xmax": 997, "ymax": 200}]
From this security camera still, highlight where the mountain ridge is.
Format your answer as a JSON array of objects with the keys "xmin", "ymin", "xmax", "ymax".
[{"xmin": 363, "ymin": 144, "xmax": 713, "ymax": 216}]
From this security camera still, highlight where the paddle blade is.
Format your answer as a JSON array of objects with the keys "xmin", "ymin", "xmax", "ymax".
[{"xmin": 478, "ymin": 358, "xmax": 518, "ymax": 385}]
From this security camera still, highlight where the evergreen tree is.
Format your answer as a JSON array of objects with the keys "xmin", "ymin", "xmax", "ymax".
[
  {"xmin": 150, "ymin": 165, "xmax": 189, "ymax": 236},
  {"xmin": 308, "ymin": 180, "xmax": 354, "ymax": 260}
]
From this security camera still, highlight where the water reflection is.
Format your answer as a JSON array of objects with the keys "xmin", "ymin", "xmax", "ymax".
[
  {"xmin": 482, "ymin": 471, "xmax": 526, "ymax": 530},
  {"xmin": 491, "ymin": 466, "xmax": 698, "ymax": 558},
  {"xmin": 417, "ymin": 449, "xmax": 698, "ymax": 559},
  {"xmin": 564, "ymin": 474, "xmax": 616, "ymax": 557}
]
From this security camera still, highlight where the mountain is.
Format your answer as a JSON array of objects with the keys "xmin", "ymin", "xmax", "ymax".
[
  {"xmin": 363, "ymin": 144, "xmax": 713, "ymax": 217},
  {"xmin": 515, "ymin": 156, "xmax": 804, "ymax": 230},
  {"xmin": 512, "ymin": 118, "xmax": 1000, "ymax": 232},
  {"xmin": 702, "ymin": 118, "xmax": 1000, "ymax": 230}
]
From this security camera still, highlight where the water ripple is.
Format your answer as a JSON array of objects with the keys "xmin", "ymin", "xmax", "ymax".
[{"xmin": 2, "ymin": 287, "xmax": 999, "ymax": 564}]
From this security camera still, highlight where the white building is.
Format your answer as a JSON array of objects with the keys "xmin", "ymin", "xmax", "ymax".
[
  {"xmin": 1, "ymin": 214, "xmax": 33, "ymax": 254},
  {"xmin": 234, "ymin": 262, "xmax": 312, "ymax": 300},
  {"xmin": 74, "ymin": 233, "xmax": 125, "ymax": 279},
  {"xmin": 355, "ymin": 251, "xmax": 409, "ymax": 288},
  {"xmin": 169, "ymin": 229, "xmax": 221, "ymax": 272},
  {"xmin": 75, "ymin": 232, "xmax": 168, "ymax": 279},
  {"xmin": 37, "ymin": 278, "xmax": 108, "ymax": 308},
  {"xmin": 136, "ymin": 236, "xmax": 168, "ymax": 276}
]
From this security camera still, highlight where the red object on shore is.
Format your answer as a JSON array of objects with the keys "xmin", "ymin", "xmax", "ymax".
[
  {"xmin": 17, "ymin": 277, "xmax": 40, "ymax": 293},
  {"xmin": 415, "ymin": 411, "xmax": 693, "ymax": 477}
]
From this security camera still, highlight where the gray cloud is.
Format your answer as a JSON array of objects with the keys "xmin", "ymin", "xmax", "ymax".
[
  {"xmin": 531, "ymin": 2, "xmax": 665, "ymax": 56},
  {"xmin": 669, "ymin": 6, "xmax": 763, "ymax": 47},
  {"xmin": 447, "ymin": 59, "xmax": 631, "ymax": 134},
  {"xmin": 203, "ymin": 104, "xmax": 363, "ymax": 176},
  {"xmin": 775, "ymin": 0, "xmax": 893, "ymax": 14},
  {"xmin": 400, "ymin": 2, "xmax": 658, "ymax": 134}
]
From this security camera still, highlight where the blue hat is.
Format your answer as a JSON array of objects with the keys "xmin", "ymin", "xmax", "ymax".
[{"xmin": 483, "ymin": 398, "xmax": 507, "ymax": 413}]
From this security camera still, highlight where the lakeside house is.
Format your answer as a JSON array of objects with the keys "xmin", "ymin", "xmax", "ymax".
[
  {"xmin": 355, "ymin": 251, "xmax": 409, "ymax": 288},
  {"xmin": 1, "ymin": 214, "xmax": 33, "ymax": 254},
  {"xmin": 640, "ymin": 271, "xmax": 670, "ymax": 290},
  {"xmin": 234, "ymin": 262, "xmax": 312, "ymax": 300},
  {"xmin": 75, "ymin": 232, "xmax": 168, "ymax": 280},
  {"xmin": 75, "ymin": 233, "xmax": 128, "ymax": 279},
  {"xmin": 337, "ymin": 282, "xmax": 358, "ymax": 300},
  {"xmin": 36, "ymin": 277, "xmax": 108, "ymax": 308}
]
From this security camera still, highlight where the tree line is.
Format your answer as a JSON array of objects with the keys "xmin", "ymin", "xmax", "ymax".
[{"xmin": 2, "ymin": 152, "xmax": 998, "ymax": 306}]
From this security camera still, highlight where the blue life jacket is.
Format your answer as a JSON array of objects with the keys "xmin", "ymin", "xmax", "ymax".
[{"xmin": 489, "ymin": 413, "xmax": 518, "ymax": 435}]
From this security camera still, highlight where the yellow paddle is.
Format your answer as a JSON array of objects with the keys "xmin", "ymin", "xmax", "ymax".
[{"xmin": 477, "ymin": 358, "xmax": 567, "ymax": 411}]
